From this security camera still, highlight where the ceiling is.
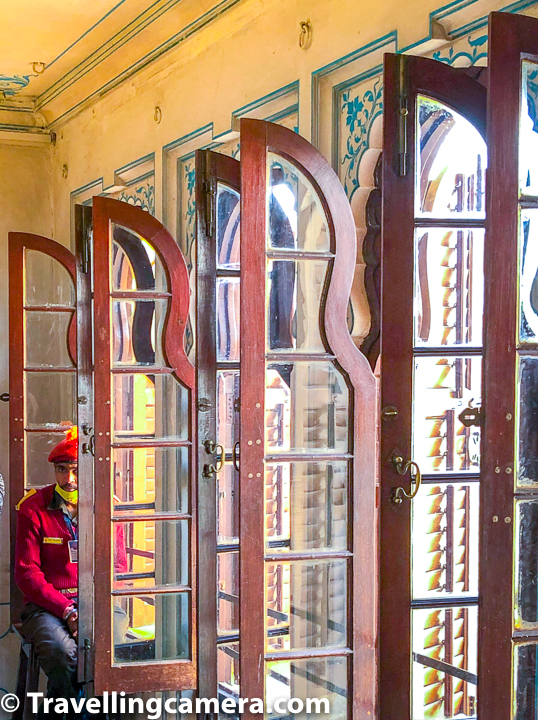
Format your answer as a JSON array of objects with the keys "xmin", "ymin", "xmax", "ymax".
[{"xmin": 0, "ymin": 0, "xmax": 245, "ymax": 132}]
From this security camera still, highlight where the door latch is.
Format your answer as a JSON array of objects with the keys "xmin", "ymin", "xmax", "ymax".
[
  {"xmin": 390, "ymin": 452, "xmax": 422, "ymax": 505},
  {"xmin": 458, "ymin": 404, "xmax": 482, "ymax": 428},
  {"xmin": 203, "ymin": 440, "xmax": 224, "ymax": 478}
]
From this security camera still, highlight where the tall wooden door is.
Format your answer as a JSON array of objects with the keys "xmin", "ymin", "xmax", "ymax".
[
  {"xmin": 238, "ymin": 118, "xmax": 377, "ymax": 720},
  {"xmin": 8, "ymin": 233, "xmax": 77, "ymax": 625},
  {"xmin": 380, "ymin": 55, "xmax": 487, "ymax": 719}
]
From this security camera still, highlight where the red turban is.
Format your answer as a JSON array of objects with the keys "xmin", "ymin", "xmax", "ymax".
[{"xmin": 48, "ymin": 426, "xmax": 78, "ymax": 464}]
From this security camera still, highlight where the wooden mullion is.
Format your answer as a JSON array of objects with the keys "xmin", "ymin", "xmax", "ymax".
[{"xmin": 239, "ymin": 118, "xmax": 268, "ymax": 714}]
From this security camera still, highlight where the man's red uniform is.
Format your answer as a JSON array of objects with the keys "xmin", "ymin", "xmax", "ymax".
[{"xmin": 15, "ymin": 484, "xmax": 78, "ymax": 619}]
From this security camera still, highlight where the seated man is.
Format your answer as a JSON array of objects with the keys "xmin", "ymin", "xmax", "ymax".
[{"xmin": 14, "ymin": 427, "xmax": 129, "ymax": 713}]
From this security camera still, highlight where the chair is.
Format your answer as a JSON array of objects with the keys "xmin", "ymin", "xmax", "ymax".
[{"xmin": 11, "ymin": 623, "xmax": 40, "ymax": 720}]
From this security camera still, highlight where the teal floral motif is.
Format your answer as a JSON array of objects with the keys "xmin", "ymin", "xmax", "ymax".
[
  {"xmin": 183, "ymin": 161, "xmax": 197, "ymax": 272},
  {"xmin": 0, "ymin": 74, "xmax": 30, "ymax": 97},
  {"xmin": 431, "ymin": 33, "xmax": 488, "ymax": 66},
  {"xmin": 340, "ymin": 76, "xmax": 383, "ymax": 199},
  {"xmin": 526, "ymin": 68, "xmax": 538, "ymax": 132},
  {"xmin": 118, "ymin": 179, "xmax": 155, "ymax": 216}
]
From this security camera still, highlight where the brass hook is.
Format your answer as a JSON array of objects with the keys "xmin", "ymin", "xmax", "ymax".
[
  {"xmin": 203, "ymin": 440, "xmax": 225, "ymax": 478},
  {"xmin": 391, "ymin": 454, "xmax": 422, "ymax": 504}
]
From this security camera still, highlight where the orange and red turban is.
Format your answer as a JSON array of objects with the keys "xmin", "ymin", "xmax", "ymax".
[{"xmin": 48, "ymin": 426, "xmax": 78, "ymax": 464}]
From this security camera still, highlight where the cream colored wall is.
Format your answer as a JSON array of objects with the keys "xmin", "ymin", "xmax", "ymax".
[{"xmin": 0, "ymin": 139, "xmax": 53, "ymax": 713}]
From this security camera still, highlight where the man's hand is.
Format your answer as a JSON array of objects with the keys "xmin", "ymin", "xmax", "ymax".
[{"xmin": 66, "ymin": 609, "xmax": 78, "ymax": 638}]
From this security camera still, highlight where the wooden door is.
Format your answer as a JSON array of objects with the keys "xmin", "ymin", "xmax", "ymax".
[
  {"xmin": 238, "ymin": 118, "xmax": 377, "ymax": 720},
  {"xmin": 195, "ymin": 149, "xmax": 241, "ymax": 706},
  {"xmin": 380, "ymin": 55, "xmax": 487, "ymax": 719},
  {"xmin": 8, "ymin": 233, "xmax": 77, "ymax": 625},
  {"xmin": 87, "ymin": 196, "xmax": 196, "ymax": 694}
]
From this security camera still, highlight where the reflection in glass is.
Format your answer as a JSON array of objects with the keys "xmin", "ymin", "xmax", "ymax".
[
  {"xmin": 412, "ymin": 483, "xmax": 479, "ymax": 600},
  {"xmin": 25, "ymin": 372, "xmax": 76, "ymax": 427},
  {"xmin": 413, "ymin": 356, "xmax": 481, "ymax": 474},
  {"xmin": 113, "ymin": 520, "xmax": 189, "ymax": 590},
  {"xmin": 519, "ymin": 209, "xmax": 538, "ymax": 343},
  {"xmin": 113, "ymin": 374, "xmax": 189, "ymax": 441},
  {"xmin": 218, "ymin": 464, "xmax": 239, "ymax": 543},
  {"xmin": 520, "ymin": 60, "xmax": 538, "ymax": 197},
  {"xmin": 266, "ymin": 656, "xmax": 347, "ymax": 720},
  {"xmin": 218, "ymin": 643, "xmax": 240, "ymax": 698},
  {"xmin": 217, "ymin": 279, "xmax": 240, "ymax": 362},
  {"xmin": 265, "ymin": 461, "xmax": 348, "ymax": 553},
  {"xmin": 217, "ymin": 184, "xmax": 240, "ymax": 270},
  {"xmin": 265, "ymin": 560, "xmax": 347, "ymax": 652},
  {"xmin": 267, "ymin": 259, "xmax": 328, "ymax": 353},
  {"xmin": 112, "ymin": 299, "xmax": 167, "ymax": 366},
  {"xmin": 113, "ymin": 446, "xmax": 189, "ymax": 514},
  {"xmin": 218, "ymin": 552, "xmax": 239, "ymax": 634},
  {"xmin": 515, "ymin": 643, "xmax": 538, "ymax": 720},
  {"xmin": 217, "ymin": 370, "xmax": 239, "ymax": 452},
  {"xmin": 412, "ymin": 606, "xmax": 477, "ymax": 719},
  {"xmin": 518, "ymin": 357, "xmax": 538, "ymax": 487},
  {"xmin": 111, "ymin": 227, "xmax": 167, "ymax": 292},
  {"xmin": 25, "ymin": 251, "xmax": 75, "ymax": 307},
  {"xmin": 416, "ymin": 96, "xmax": 486, "ymax": 219},
  {"xmin": 113, "ymin": 592, "xmax": 189, "ymax": 663},
  {"xmin": 26, "ymin": 432, "xmax": 68, "ymax": 487},
  {"xmin": 515, "ymin": 501, "xmax": 538, "ymax": 628},
  {"xmin": 25, "ymin": 311, "xmax": 74, "ymax": 367},
  {"xmin": 267, "ymin": 153, "xmax": 330, "ymax": 253},
  {"xmin": 265, "ymin": 362, "xmax": 349, "ymax": 453},
  {"xmin": 414, "ymin": 228, "xmax": 484, "ymax": 347}
]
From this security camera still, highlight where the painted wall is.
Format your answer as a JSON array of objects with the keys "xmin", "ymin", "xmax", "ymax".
[
  {"xmin": 0, "ymin": 139, "xmax": 53, "ymax": 713},
  {"xmin": 1, "ymin": 0, "xmax": 537, "ymax": 704}
]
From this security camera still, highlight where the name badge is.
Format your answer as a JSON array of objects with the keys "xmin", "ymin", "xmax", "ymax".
[
  {"xmin": 43, "ymin": 537, "xmax": 63, "ymax": 545},
  {"xmin": 68, "ymin": 540, "xmax": 78, "ymax": 563}
]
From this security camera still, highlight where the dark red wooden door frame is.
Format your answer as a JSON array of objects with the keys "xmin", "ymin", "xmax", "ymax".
[
  {"xmin": 480, "ymin": 11, "xmax": 538, "ymax": 719},
  {"xmin": 91, "ymin": 196, "xmax": 196, "ymax": 693},
  {"xmin": 380, "ymin": 55, "xmax": 486, "ymax": 719},
  {"xmin": 239, "ymin": 118, "xmax": 377, "ymax": 720},
  {"xmin": 195, "ymin": 149, "xmax": 241, "ymax": 702},
  {"xmin": 8, "ymin": 233, "xmax": 76, "ymax": 626}
]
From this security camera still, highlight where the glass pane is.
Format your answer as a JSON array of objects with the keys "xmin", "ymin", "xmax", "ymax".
[
  {"xmin": 265, "ymin": 559, "xmax": 347, "ymax": 652},
  {"xmin": 218, "ymin": 642, "xmax": 240, "ymax": 698},
  {"xmin": 414, "ymin": 228, "xmax": 484, "ymax": 348},
  {"xmin": 112, "ymin": 300, "xmax": 166, "ymax": 366},
  {"xmin": 217, "ymin": 183, "xmax": 240, "ymax": 270},
  {"xmin": 267, "ymin": 153, "xmax": 330, "ymax": 253},
  {"xmin": 266, "ymin": 656, "xmax": 347, "ymax": 720},
  {"xmin": 113, "ymin": 592, "xmax": 189, "ymax": 662},
  {"xmin": 218, "ymin": 552, "xmax": 239, "ymax": 635},
  {"xmin": 519, "ymin": 209, "xmax": 538, "ymax": 343},
  {"xmin": 113, "ymin": 446, "xmax": 189, "ymax": 514},
  {"xmin": 218, "ymin": 464, "xmax": 238, "ymax": 543},
  {"xmin": 217, "ymin": 278, "xmax": 240, "ymax": 362},
  {"xmin": 267, "ymin": 259, "xmax": 328, "ymax": 353},
  {"xmin": 112, "ymin": 226, "xmax": 167, "ymax": 292},
  {"xmin": 26, "ymin": 372, "xmax": 76, "ymax": 427},
  {"xmin": 266, "ymin": 362, "xmax": 349, "ymax": 454},
  {"xmin": 265, "ymin": 461, "xmax": 348, "ymax": 553},
  {"xmin": 518, "ymin": 356, "xmax": 538, "ymax": 487},
  {"xmin": 412, "ymin": 482, "xmax": 479, "ymax": 600},
  {"xmin": 217, "ymin": 370, "xmax": 239, "ymax": 452},
  {"xmin": 416, "ymin": 96, "xmax": 486, "ymax": 219},
  {"xmin": 113, "ymin": 520, "xmax": 189, "ymax": 590},
  {"xmin": 25, "ymin": 311, "xmax": 74, "ymax": 367},
  {"xmin": 25, "ymin": 251, "xmax": 75, "ymax": 307},
  {"xmin": 413, "ymin": 356, "xmax": 481, "ymax": 474},
  {"xmin": 515, "ymin": 500, "xmax": 538, "ymax": 628},
  {"xmin": 112, "ymin": 374, "xmax": 189, "ymax": 441},
  {"xmin": 514, "ymin": 643, "xmax": 538, "ymax": 720},
  {"xmin": 520, "ymin": 60, "xmax": 538, "ymax": 197},
  {"xmin": 412, "ymin": 606, "xmax": 478, "ymax": 720},
  {"xmin": 25, "ymin": 432, "xmax": 67, "ymax": 487}
]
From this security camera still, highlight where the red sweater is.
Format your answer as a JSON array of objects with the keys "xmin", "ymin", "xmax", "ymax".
[{"xmin": 15, "ymin": 484, "xmax": 78, "ymax": 619}]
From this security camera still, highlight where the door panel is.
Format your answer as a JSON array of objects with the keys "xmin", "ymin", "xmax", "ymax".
[
  {"xmin": 89, "ymin": 197, "xmax": 195, "ymax": 694},
  {"xmin": 239, "ymin": 118, "xmax": 376, "ymax": 719},
  {"xmin": 381, "ymin": 55, "xmax": 486, "ymax": 719},
  {"xmin": 8, "ymin": 233, "xmax": 77, "ymax": 625}
]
